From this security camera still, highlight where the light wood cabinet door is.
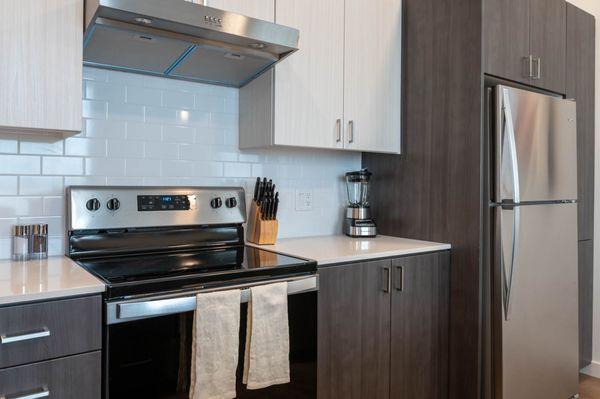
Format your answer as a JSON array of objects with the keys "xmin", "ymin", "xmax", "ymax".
[
  {"xmin": 343, "ymin": 0, "xmax": 402, "ymax": 153},
  {"xmin": 273, "ymin": 0, "xmax": 345, "ymax": 149},
  {"xmin": 205, "ymin": 0, "xmax": 274, "ymax": 21},
  {"xmin": 0, "ymin": 0, "xmax": 83, "ymax": 134}
]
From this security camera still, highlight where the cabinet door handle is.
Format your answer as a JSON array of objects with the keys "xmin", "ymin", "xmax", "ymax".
[
  {"xmin": 395, "ymin": 266, "xmax": 404, "ymax": 291},
  {"xmin": 348, "ymin": 120, "xmax": 354, "ymax": 144},
  {"xmin": 336, "ymin": 119, "xmax": 342, "ymax": 142},
  {"xmin": 0, "ymin": 328, "xmax": 50, "ymax": 344},
  {"xmin": 382, "ymin": 266, "xmax": 391, "ymax": 293},
  {"xmin": 523, "ymin": 55, "xmax": 534, "ymax": 78},
  {"xmin": 1, "ymin": 387, "xmax": 50, "ymax": 399},
  {"xmin": 532, "ymin": 57, "xmax": 541, "ymax": 80}
]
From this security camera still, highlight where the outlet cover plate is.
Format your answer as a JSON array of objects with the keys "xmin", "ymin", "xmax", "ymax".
[{"xmin": 295, "ymin": 189, "xmax": 313, "ymax": 211}]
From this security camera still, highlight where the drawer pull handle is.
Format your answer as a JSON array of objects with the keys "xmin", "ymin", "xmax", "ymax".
[
  {"xmin": 1, "ymin": 387, "xmax": 50, "ymax": 399},
  {"xmin": 1, "ymin": 328, "xmax": 50, "ymax": 344}
]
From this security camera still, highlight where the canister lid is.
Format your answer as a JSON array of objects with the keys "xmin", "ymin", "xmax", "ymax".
[
  {"xmin": 13, "ymin": 225, "xmax": 31, "ymax": 236},
  {"xmin": 31, "ymin": 224, "xmax": 48, "ymax": 235}
]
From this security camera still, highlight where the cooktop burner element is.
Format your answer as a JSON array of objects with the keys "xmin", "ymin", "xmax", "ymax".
[{"xmin": 66, "ymin": 186, "xmax": 316, "ymax": 300}]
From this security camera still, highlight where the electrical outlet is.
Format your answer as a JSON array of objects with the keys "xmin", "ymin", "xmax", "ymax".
[{"xmin": 295, "ymin": 190, "xmax": 313, "ymax": 211}]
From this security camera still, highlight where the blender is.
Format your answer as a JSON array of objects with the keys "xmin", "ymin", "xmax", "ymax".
[{"xmin": 343, "ymin": 169, "xmax": 377, "ymax": 237}]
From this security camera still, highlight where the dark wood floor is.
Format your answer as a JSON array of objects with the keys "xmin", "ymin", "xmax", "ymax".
[{"xmin": 581, "ymin": 374, "xmax": 600, "ymax": 399}]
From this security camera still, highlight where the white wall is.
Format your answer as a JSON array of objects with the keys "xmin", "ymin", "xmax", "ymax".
[
  {"xmin": 565, "ymin": 0, "xmax": 600, "ymax": 376},
  {"xmin": 0, "ymin": 67, "xmax": 361, "ymax": 259}
]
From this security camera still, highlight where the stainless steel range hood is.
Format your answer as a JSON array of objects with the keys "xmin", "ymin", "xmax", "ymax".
[{"xmin": 83, "ymin": 0, "xmax": 299, "ymax": 87}]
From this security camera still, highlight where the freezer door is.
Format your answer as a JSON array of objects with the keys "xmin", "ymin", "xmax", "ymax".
[
  {"xmin": 494, "ymin": 85, "xmax": 577, "ymax": 202},
  {"xmin": 493, "ymin": 203, "xmax": 578, "ymax": 399}
]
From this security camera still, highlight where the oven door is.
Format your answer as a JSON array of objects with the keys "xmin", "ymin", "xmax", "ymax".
[{"xmin": 104, "ymin": 276, "xmax": 318, "ymax": 399}]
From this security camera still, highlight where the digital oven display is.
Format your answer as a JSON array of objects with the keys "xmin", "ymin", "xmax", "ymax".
[{"xmin": 137, "ymin": 195, "xmax": 191, "ymax": 211}]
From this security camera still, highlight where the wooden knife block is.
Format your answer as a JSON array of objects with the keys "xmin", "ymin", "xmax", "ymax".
[{"xmin": 247, "ymin": 200, "xmax": 278, "ymax": 245}]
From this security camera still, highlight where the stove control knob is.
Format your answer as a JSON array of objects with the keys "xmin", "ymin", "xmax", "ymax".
[
  {"xmin": 225, "ymin": 197, "xmax": 237, "ymax": 208},
  {"xmin": 210, "ymin": 197, "xmax": 223, "ymax": 209},
  {"xmin": 107, "ymin": 198, "xmax": 120, "ymax": 211},
  {"xmin": 86, "ymin": 198, "xmax": 101, "ymax": 212}
]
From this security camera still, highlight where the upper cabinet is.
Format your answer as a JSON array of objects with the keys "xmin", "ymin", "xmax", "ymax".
[
  {"xmin": 484, "ymin": 0, "xmax": 566, "ymax": 94},
  {"xmin": 239, "ymin": 0, "xmax": 402, "ymax": 154},
  {"xmin": 204, "ymin": 0, "xmax": 274, "ymax": 21},
  {"xmin": 0, "ymin": 0, "xmax": 83, "ymax": 135}
]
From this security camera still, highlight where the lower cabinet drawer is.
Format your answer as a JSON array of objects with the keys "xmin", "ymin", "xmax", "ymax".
[
  {"xmin": 0, "ymin": 351, "xmax": 101, "ymax": 399},
  {"xmin": 0, "ymin": 295, "xmax": 101, "ymax": 368}
]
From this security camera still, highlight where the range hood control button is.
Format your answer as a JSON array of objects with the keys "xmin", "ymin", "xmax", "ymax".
[
  {"xmin": 210, "ymin": 197, "xmax": 223, "ymax": 209},
  {"xmin": 86, "ymin": 198, "xmax": 101, "ymax": 212},
  {"xmin": 225, "ymin": 197, "xmax": 237, "ymax": 208}
]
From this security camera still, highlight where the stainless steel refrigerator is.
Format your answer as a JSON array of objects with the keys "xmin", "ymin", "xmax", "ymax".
[{"xmin": 490, "ymin": 85, "xmax": 579, "ymax": 399}]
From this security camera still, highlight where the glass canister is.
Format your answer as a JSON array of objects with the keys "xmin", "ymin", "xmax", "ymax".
[
  {"xmin": 345, "ymin": 169, "xmax": 372, "ymax": 208},
  {"xmin": 12, "ymin": 225, "xmax": 31, "ymax": 261},
  {"xmin": 29, "ymin": 224, "xmax": 48, "ymax": 260}
]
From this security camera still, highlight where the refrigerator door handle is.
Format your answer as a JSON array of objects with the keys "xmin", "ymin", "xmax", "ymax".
[
  {"xmin": 501, "ymin": 205, "xmax": 520, "ymax": 320},
  {"xmin": 501, "ymin": 88, "xmax": 521, "ymax": 204}
]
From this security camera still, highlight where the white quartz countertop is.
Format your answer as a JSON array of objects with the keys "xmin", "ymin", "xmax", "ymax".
[
  {"xmin": 0, "ymin": 256, "xmax": 105, "ymax": 305},
  {"xmin": 248, "ymin": 235, "xmax": 451, "ymax": 265}
]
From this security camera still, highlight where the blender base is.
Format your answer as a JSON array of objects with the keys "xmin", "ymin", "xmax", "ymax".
[{"xmin": 344, "ymin": 218, "xmax": 377, "ymax": 238}]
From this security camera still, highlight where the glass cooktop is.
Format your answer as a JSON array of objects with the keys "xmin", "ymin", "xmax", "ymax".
[{"xmin": 76, "ymin": 246, "xmax": 316, "ymax": 299}]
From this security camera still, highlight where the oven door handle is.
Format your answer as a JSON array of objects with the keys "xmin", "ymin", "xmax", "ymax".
[{"xmin": 109, "ymin": 275, "xmax": 318, "ymax": 324}]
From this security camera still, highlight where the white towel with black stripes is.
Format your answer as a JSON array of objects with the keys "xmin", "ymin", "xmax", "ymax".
[
  {"xmin": 243, "ymin": 281, "xmax": 290, "ymax": 390},
  {"xmin": 189, "ymin": 289, "xmax": 241, "ymax": 399}
]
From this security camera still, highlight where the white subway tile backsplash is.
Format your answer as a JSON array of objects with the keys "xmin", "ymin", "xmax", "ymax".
[
  {"xmin": 43, "ymin": 197, "xmax": 64, "ymax": 216},
  {"xmin": 0, "ymin": 138, "xmax": 18, "ymax": 154},
  {"xmin": 127, "ymin": 122, "xmax": 162, "ymax": 141},
  {"xmin": 163, "ymin": 125, "xmax": 195, "ymax": 144},
  {"xmin": 146, "ymin": 106, "xmax": 177, "ymax": 124},
  {"xmin": 19, "ymin": 176, "xmax": 63, "ymax": 196},
  {"xmin": 126, "ymin": 159, "xmax": 160, "ymax": 177},
  {"xmin": 0, "ymin": 177, "xmax": 18, "ymax": 195},
  {"xmin": 126, "ymin": 86, "xmax": 162, "ymax": 107},
  {"xmin": 65, "ymin": 137, "xmax": 107, "ymax": 157},
  {"xmin": 195, "ymin": 161, "xmax": 223, "ymax": 177},
  {"xmin": 0, "ymin": 155, "xmax": 40, "ymax": 175},
  {"xmin": 107, "ymin": 102, "xmax": 144, "ymax": 122},
  {"xmin": 42, "ymin": 157, "xmax": 83, "ymax": 176},
  {"xmin": 107, "ymin": 140, "xmax": 145, "ymax": 159},
  {"xmin": 224, "ymin": 162, "xmax": 251, "ymax": 178},
  {"xmin": 179, "ymin": 144, "xmax": 211, "ymax": 161},
  {"xmin": 163, "ymin": 90, "xmax": 195, "ymax": 109},
  {"xmin": 0, "ymin": 218, "xmax": 17, "ymax": 237},
  {"xmin": 85, "ymin": 119, "xmax": 127, "ymax": 139},
  {"xmin": 162, "ymin": 160, "xmax": 195, "ymax": 177},
  {"xmin": 0, "ymin": 197, "xmax": 43, "ymax": 218},
  {"xmin": 85, "ymin": 81, "xmax": 126, "ymax": 102},
  {"xmin": 0, "ymin": 66, "xmax": 361, "ymax": 259},
  {"xmin": 146, "ymin": 142, "xmax": 179, "ymax": 160},
  {"xmin": 86, "ymin": 158, "xmax": 126, "ymax": 177},
  {"xmin": 82, "ymin": 99, "xmax": 107, "ymax": 119},
  {"xmin": 19, "ymin": 139, "xmax": 64, "ymax": 156}
]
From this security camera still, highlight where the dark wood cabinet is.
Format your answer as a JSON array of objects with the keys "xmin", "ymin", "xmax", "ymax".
[
  {"xmin": 484, "ymin": 0, "xmax": 566, "ymax": 94},
  {"xmin": 567, "ymin": 3, "xmax": 595, "ymax": 242},
  {"xmin": 317, "ymin": 252, "xmax": 450, "ymax": 399},
  {"xmin": 0, "ymin": 295, "xmax": 102, "ymax": 369},
  {"xmin": 483, "ymin": 0, "xmax": 530, "ymax": 85},
  {"xmin": 0, "ymin": 352, "xmax": 101, "ymax": 399},
  {"xmin": 579, "ymin": 240, "xmax": 594, "ymax": 369},
  {"xmin": 566, "ymin": 3, "xmax": 595, "ymax": 370},
  {"xmin": 529, "ymin": 0, "xmax": 566, "ymax": 93},
  {"xmin": 317, "ymin": 259, "xmax": 391, "ymax": 399},
  {"xmin": 390, "ymin": 252, "xmax": 450, "ymax": 399}
]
